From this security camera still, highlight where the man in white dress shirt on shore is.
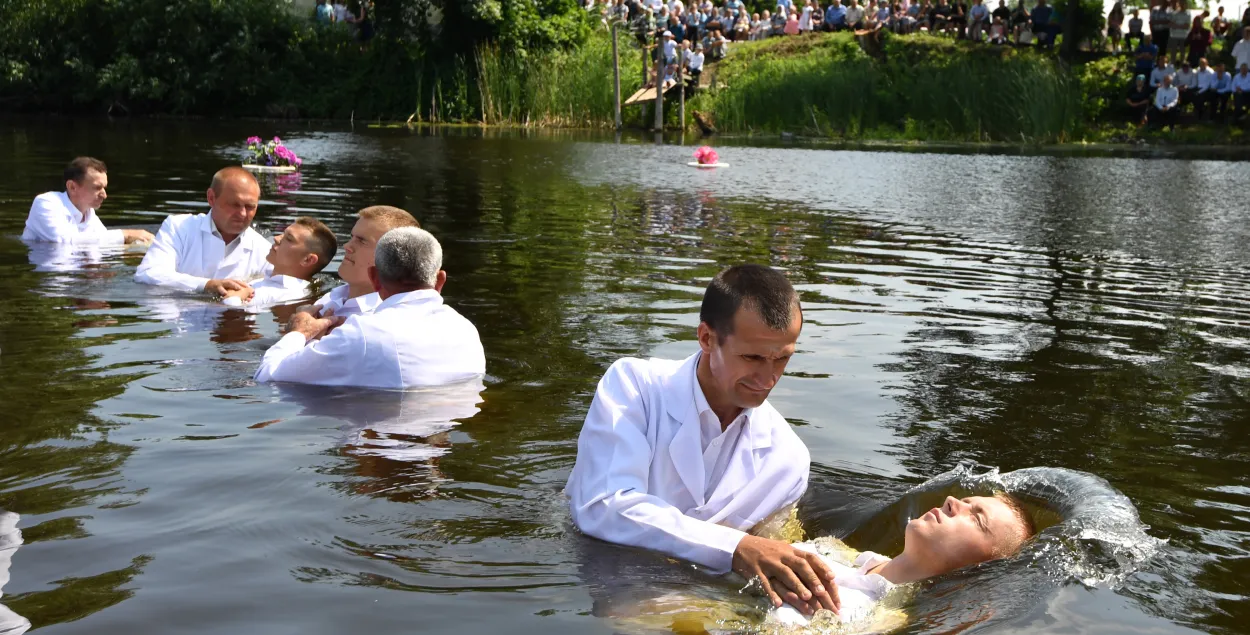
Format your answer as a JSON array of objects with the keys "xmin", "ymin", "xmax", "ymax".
[
  {"xmin": 134, "ymin": 167, "xmax": 272, "ymax": 295},
  {"xmin": 310, "ymin": 205, "xmax": 420, "ymax": 318},
  {"xmin": 255, "ymin": 227, "xmax": 485, "ymax": 389},
  {"xmin": 221, "ymin": 217, "xmax": 338, "ymax": 310},
  {"xmin": 565, "ymin": 264, "xmax": 840, "ymax": 618},
  {"xmin": 22, "ymin": 157, "xmax": 153, "ymax": 246}
]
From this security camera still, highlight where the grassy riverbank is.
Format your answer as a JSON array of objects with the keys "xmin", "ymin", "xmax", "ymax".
[{"xmin": 4, "ymin": 0, "xmax": 1248, "ymax": 145}]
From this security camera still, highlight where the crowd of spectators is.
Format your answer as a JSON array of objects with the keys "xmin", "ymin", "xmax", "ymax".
[
  {"xmin": 312, "ymin": 0, "xmax": 374, "ymax": 45},
  {"xmin": 1120, "ymin": 2, "xmax": 1250, "ymax": 129},
  {"xmin": 591, "ymin": 0, "xmax": 1079, "ymax": 54}
]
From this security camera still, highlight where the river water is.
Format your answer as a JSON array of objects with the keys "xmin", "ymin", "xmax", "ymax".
[{"xmin": 0, "ymin": 118, "xmax": 1247, "ymax": 635}]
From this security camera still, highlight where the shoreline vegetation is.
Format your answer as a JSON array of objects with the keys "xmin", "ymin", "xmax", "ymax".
[{"xmin": 3, "ymin": 0, "xmax": 1248, "ymax": 146}]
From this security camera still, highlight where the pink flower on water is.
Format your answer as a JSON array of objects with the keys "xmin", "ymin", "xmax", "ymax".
[
  {"xmin": 693, "ymin": 146, "xmax": 719, "ymax": 165},
  {"xmin": 246, "ymin": 136, "xmax": 262, "ymax": 145},
  {"xmin": 272, "ymin": 136, "xmax": 283, "ymax": 145}
]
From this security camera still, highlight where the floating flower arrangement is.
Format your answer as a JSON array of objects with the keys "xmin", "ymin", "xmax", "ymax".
[
  {"xmin": 688, "ymin": 146, "xmax": 728, "ymax": 169},
  {"xmin": 241, "ymin": 136, "xmax": 302, "ymax": 173}
]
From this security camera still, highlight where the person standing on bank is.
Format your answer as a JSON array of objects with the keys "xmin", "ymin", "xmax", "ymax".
[
  {"xmin": 23, "ymin": 157, "xmax": 154, "ymax": 246},
  {"xmin": 565, "ymin": 264, "xmax": 841, "ymax": 618},
  {"xmin": 134, "ymin": 167, "xmax": 272, "ymax": 296}
]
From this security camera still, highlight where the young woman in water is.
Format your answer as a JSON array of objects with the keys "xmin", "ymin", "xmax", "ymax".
[{"xmin": 773, "ymin": 492, "xmax": 1036, "ymax": 626}]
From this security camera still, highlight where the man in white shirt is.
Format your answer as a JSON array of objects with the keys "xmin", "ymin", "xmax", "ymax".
[
  {"xmin": 1173, "ymin": 61, "xmax": 1198, "ymax": 110},
  {"xmin": 1234, "ymin": 27, "xmax": 1250, "ymax": 73},
  {"xmin": 135, "ymin": 167, "xmax": 273, "ymax": 295},
  {"xmin": 1151, "ymin": 73, "xmax": 1180, "ymax": 128},
  {"xmin": 0, "ymin": 510, "xmax": 30, "ymax": 635},
  {"xmin": 222, "ymin": 217, "xmax": 338, "ymax": 310},
  {"xmin": 686, "ymin": 42, "xmax": 706, "ymax": 92},
  {"xmin": 1149, "ymin": 53, "xmax": 1175, "ymax": 89},
  {"xmin": 254, "ymin": 227, "xmax": 485, "ymax": 389},
  {"xmin": 1232, "ymin": 63, "xmax": 1250, "ymax": 118},
  {"xmin": 565, "ymin": 265, "xmax": 841, "ymax": 619},
  {"xmin": 22, "ymin": 157, "xmax": 153, "ymax": 246},
  {"xmin": 1193, "ymin": 57, "xmax": 1217, "ymax": 118},
  {"xmin": 310, "ymin": 206, "xmax": 420, "ymax": 318}
]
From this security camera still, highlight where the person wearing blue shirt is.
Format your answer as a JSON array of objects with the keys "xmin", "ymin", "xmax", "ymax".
[
  {"xmin": 826, "ymin": 0, "xmax": 848, "ymax": 30},
  {"xmin": 1030, "ymin": 0, "xmax": 1055, "ymax": 48},
  {"xmin": 1134, "ymin": 34, "xmax": 1159, "ymax": 76},
  {"xmin": 1210, "ymin": 62, "xmax": 1234, "ymax": 119},
  {"xmin": 314, "ymin": 0, "xmax": 333, "ymax": 25}
]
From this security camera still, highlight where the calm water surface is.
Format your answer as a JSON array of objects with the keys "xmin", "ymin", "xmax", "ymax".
[{"xmin": 0, "ymin": 118, "xmax": 1248, "ymax": 635}]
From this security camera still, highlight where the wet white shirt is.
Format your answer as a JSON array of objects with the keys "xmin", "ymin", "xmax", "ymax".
[
  {"xmin": 564, "ymin": 352, "xmax": 810, "ymax": 573},
  {"xmin": 0, "ymin": 511, "xmax": 31, "ymax": 635},
  {"xmin": 134, "ymin": 212, "xmax": 272, "ymax": 292},
  {"xmin": 771, "ymin": 543, "xmax": 894, "ymax": 627},
  {"xmin": 21, "ymin": 192, "xmax": 124, "ymax": 245},
  {"xmin": 221, "ymin": 274, "xmax": 311, "ymax": 310},
  {"xmin": 313, "ymin": 285, "xmax": 383, "ymax": 318},
  {"xmin": 254, "ymin": 289, "xmax": 486, "ymax": 389}
]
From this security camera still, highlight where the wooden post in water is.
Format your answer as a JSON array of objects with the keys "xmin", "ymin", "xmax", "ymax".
[
  {"xmin": 653, "ymin": 56, "xmax": 663, "ymax": 132},
  {"xmin": 641, "ymin": 41, "xmax": 649, "ymax": 127},
  {"xmin": 677, "ymin": 48, "xmax": 685, "ymax": 136},
  {"xmin": 612, "ymin": 23, "xmax": 622, "ymax": 131}
]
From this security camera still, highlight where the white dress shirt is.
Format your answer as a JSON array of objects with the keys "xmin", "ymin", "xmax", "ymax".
[
  {"xmin": 1154, "ymin": 84, "xmax": 1180, "ymax": 109},
  {"xmin": 134, "ymin": 213, "xmax": 272, "ymax": 292},
  {"xmin": 1175, "ymin": 68, "xmax": 1198, "ymax": 90},
  {"xmin": 1196, "ymin": 66, "xmax": 1217, "ymax": 92},
  {"xmin": 221, "ymin": 274, "xmax": 311, "ymax": 310},
  {"xmin": 254, "ymin": 289, "xmax": 486, "ymax": 389},
  {"xmin": 313, "ymin": 285, "xmax": 383, "ymax": 318},
  {"xmin": 564, "ymin": 352, "xmax": 810, "ymax": 573},
  {"xmin": 0, "ymin": 511, "xmax": 31, "ymax": 635},
  {"xmin": 770, "ymin": 542, "xmax": 893, "ymax": 627},
  {"xmin": 687, "ymin": 51, "xmax": 705, "ymax": 71},
  {"xmin": 1234, "ymin": 40, "xmax": 1250, "ymax": 74},
  {"xmin": 21, "ymin": 192, "xmax": 124, "ymax": 245}
]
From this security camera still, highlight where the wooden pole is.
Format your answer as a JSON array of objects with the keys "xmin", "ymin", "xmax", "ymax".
[
  {"xmin": 612, "ymin": 22, "xmax": 622, "ymax": 130},
  {"xmin": 641, "ymin": 41, "xmax": 649, "ymax": 125},
  {"xmin": 653, "ymin": 51, "xmax": 663, "ymax": 132},
  {"xmin": 677, "ymin": 47, "xmax": 685, "ymax": 135}
]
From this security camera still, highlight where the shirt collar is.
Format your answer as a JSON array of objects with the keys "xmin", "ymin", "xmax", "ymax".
[
  {"xmin": 375, "ymin": 288, "xmax": 443, "ymax": 312},
  {"xmin": 689, "ymin": 351, "xmax": 755, "ymax": 430},
  {"xmin": 204, "ymin": 214, "xmax": 247, "ymax": 245},
  {"xmin": 263, "ymin": 274, "xmax": 310, "ymax": 290},
  {"xmin": 60, "ymin": 192, "xmax": 92, "ymax": 224}
]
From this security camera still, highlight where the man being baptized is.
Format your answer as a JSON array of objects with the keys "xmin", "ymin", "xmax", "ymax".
[{"xmin": 772, "ymin": 492, "xmax": 1036, "ymax": 628}]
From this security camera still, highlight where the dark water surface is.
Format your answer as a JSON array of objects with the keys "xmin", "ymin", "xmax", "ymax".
[{"xmin": 0, "ymin": 118, "xmax": 1248, "ymax": 635}]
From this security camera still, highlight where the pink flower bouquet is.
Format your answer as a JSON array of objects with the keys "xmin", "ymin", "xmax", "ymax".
[
  {"xmin": 244, "ymin": 136, "xmax": 302, "ymax": 169},
  {"xmin": 693, "ymin": 146, "xmax": 719, "ymax": 166}
]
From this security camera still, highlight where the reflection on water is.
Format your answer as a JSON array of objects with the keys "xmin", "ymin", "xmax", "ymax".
[{"xmin": 0, "ymin": 118, "xmax": 1245, "ymax": 634}]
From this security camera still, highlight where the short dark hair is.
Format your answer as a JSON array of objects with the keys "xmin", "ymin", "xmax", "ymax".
[
  {"xmin": 699, "ymin": 264, "xmax": 800, "ymax": 340},
  {"xmin": 293, "ymin": 217, "xmax": 338, "ymax": 274},
  {"xmin": 65, "ymin": 157, "xmax": 107, "ymax": 184}
]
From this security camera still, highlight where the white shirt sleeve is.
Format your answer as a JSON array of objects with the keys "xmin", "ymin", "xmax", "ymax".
[
  {"xmin": 567, "ymin": 362, "xmax": 747, "ymax": 572},
  {"xmin": 254, "ymin": 322, "xmax": 365, "ymax": 385},
  {"xmin": 134, "ymin": 216, "xmax": 209, "ymax": 292},
  {"xmin": 24, "ymin": 195, "xmax": 125, "ymax": 245}
]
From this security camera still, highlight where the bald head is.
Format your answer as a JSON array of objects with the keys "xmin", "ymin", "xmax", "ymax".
[
  {"xmin": 206, "ymin": 166, "xmax": 261, "ymax": 243},
  {"xmin": 211, "ymin": 167, "xmax": 259, "ymax": 196}
]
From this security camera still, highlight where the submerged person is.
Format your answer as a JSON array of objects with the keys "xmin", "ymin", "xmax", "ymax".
[
  {"xmin": 772, "ymin": 493, "xmax": 1036, "ymax": 627},
  {"xmin": 221, "ymin": 217, "xmax": 338, "ymax": 310},
  {"xmin": 134, "ymin": 167, "xmax": 272, "ymax": 296},
  {"xmin": 311, "ymin": 206, "xmax": 420, "ymax": 318},
  {"xmin": 22, "ymin": 157, "xmax": 154, "ymax": 246},
  {"xmin": 254, "ymin": 227, "xmax": 485, "ymax": 388},
  {"xmin": 565, "ymin": 264, "xmax": 842, "ymax": 618}
]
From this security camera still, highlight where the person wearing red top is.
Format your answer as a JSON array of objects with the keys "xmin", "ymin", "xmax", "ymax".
[{"xmin": 1185, "ymin": 16, "xmax": 1213, "ymax": 67}]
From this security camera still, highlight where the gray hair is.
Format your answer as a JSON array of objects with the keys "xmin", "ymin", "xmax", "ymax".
[{"xmin": 374, "ymin": 227, "xmax": 443, "ymax": 288}]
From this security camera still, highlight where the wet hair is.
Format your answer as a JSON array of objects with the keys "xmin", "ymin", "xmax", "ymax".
[
  {"xmin": 292, "ymin": 217, "xmax": 338, "ymax": 274},
  {"xmin": 358, "ymin": 205, "xmax": 420, "ymax": 231},
  {"xmin": 700, "ymin": 264, "xmax": 800, "ymax": 341},
  {"xmin": 65, "ymin": 157, "xmax": 107, "ymax": 184},
  {"xmin": 210, "ymin": 166, "xmax": 259, "ymax": 195},
  {"xmin": 993, "ymin": 492, "xmax": 1037, "ymax": 556},
  {"xmin": 374, "ymin": 227, "xmax": 442, "ymax": 288}
]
